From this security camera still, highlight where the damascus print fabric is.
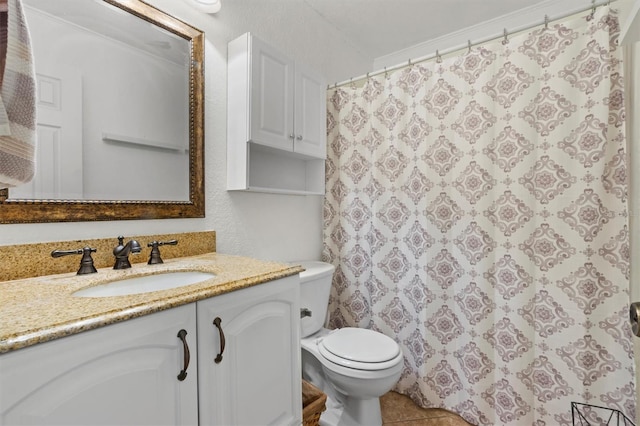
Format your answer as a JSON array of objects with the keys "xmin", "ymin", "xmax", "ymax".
[{"xmin": 323, "ymin": 7, "xmax": 635, "ymax": 425}]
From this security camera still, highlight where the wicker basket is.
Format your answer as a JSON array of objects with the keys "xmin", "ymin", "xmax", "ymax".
[{"xmin": 302, "ymin": 380, "xmax": 327, "ymax": 426}]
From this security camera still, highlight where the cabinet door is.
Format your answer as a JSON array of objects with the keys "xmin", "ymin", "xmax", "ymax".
[
  {"xmin": 197, "ymin": 276, "xmax": 302, "ymax": 426},
  {"xmin": 249, "ymin": 36, "xmax": 295, "ymax": 152},
  {"xmin": 294, "ymin": 62, "xmax": 327, "ymax": 159},
  {"xmin": 0, "ymin": 305, "xmax": 198, "ymax": 426}
]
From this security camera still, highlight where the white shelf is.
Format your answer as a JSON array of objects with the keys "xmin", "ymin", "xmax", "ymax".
[
  {"xmin": 102, "ymin": 132, "xmax": 186, "ymax": 152},
  {"xmin": 229, "ymin": 186, "xmax": 324, "ymax": 196},
  {"xmin": 230, "ymin": 143, "xmax": 325, "ymax": 195}
]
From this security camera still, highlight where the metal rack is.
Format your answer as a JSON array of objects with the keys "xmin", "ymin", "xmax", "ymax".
[{"xmin": 572, "ymin": 402, "xmax": 635, "ymax": 426}]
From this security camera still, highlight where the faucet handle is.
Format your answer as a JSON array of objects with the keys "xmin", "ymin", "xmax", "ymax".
[
  {"xmin": 147, "ymin": 239, "xmax": 178, "ymax": 265},
  {"xmin": 51, "ymin": 246, "xmax": 98, "ymax": 275}
]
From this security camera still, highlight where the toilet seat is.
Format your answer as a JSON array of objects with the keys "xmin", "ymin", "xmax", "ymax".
[{"xmin": 318, "ymin": 328, "xmax": 402, "ymax": 371}]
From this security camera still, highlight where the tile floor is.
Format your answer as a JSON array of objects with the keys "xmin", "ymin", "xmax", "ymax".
[{"xmin": 380, "ymin": 391, "xmax": 473, "ymax": 426}]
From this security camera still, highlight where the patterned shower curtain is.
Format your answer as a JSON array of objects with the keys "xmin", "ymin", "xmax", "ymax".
[{"xmin": 323, "ymin": 6, "xmax": 635, "ymax": 425}]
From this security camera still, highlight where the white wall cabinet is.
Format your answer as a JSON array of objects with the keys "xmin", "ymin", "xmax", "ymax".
[
  {"xmin": 0, "ymin": 304, "xmax": 199, "ymax": 426},
  {"xmin": 227, "ymin": 32, "xmax": 327, "ymax": 195},
  {"xmin": 197, "ymin": 275, "xmax": 302, "ymax": 426},
  {"xmin": 0, "ymin": 277, "xmax": 302, "ymax": 426}
]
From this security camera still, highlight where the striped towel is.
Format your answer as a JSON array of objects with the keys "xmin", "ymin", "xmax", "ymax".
[{"xmin": 0, "ymin": 0, "xmax": 36, "ymax": 188}]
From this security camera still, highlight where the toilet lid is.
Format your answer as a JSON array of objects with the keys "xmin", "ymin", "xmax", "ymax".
[{"xmin": 319, "ymin": 328, "xmax": 400, "ymax": 369}]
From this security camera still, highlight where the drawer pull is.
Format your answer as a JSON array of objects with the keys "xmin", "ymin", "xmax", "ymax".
[
  {"xmin": 213, "ymin": 317, "xmax": 225, "ymax": 364},
  {"xmin": 177, "ymin": 329, "xmax": 190, "ymax": 381}
]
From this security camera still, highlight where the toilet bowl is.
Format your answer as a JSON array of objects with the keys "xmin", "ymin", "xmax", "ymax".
[
  {"xmin": 301, "ymin": 328, "xmax": 403, "ymax": 426},
  {"xmin": 297, "ymin": 261, "xmax": 403, "ymax": 426}
]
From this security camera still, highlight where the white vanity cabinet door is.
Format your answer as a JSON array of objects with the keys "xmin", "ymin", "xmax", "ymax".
[
  {"xmin": 197, "ymin": 275, "xmax": 302, "ymax": 426},
  {"xmin": 0, "ymin": 304, "xmax": 198, "ymax": 426},
  {"xmin": 293, "ymin": 62, "xmax": 327, "ymax": 159},
  {"xmin": 241, "ymin": 33, "xmax": 326, "ymax": 159},
  {"xmin": 248, "ymin": 34, "xmax": 295, "ymax": 153}
]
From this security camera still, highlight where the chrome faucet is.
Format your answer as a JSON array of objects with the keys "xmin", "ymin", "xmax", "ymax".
[{"xmin": 113, "ymin": 236, "xmax": 141, "ymax": 269}]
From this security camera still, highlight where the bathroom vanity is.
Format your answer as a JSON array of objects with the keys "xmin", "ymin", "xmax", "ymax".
[{"xmin": 0, "ymin": 253, "xmax": 303, "ymax": 426}]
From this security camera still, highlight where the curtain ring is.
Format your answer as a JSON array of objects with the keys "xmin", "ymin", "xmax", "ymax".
[
  {"xmin": 502, "ymin": 28, "xmax": 509, "ymax": 45},
  {"xmin": 436, "ymin": 49, "xmax": 442, "ymax": 63},
  {"xmin": 587, "ymin": 0, "xmax": 596, "ymax": 20}
]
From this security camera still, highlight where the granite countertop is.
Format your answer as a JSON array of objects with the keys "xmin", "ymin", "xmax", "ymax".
[{"xmin": 0, "ymin": 253, "xmax": 303, "ymax": 353}]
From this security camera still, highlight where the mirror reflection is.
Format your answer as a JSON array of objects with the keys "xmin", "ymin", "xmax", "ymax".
[
  {"xmin": 11, "ymin": 0, "xmax": 191, "ymax": 201},
  {"xmin": 0, "ymin": 0, "xmax": 204, "ymax": 223}
]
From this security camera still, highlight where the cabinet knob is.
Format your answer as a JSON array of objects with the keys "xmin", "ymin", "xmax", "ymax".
[
  {"xmin": 631, "ymin": 302, "xmax": 640, "ymax": 337},
  {"xmin": 288, "ymin": 133, "xmax": 295, "ymax": 139},
  {"xmin": 296, "ymin": 135, "xmax": 303, "ymax": 141}
]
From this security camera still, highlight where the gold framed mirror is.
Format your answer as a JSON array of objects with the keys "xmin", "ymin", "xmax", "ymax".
[{"xmin": 0, "ymin": 0, "xmax": 204, "ymax": 223}]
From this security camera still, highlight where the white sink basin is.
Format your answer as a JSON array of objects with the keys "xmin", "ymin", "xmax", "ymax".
[{"xmin": 73, "ymin": 271, "xmax": 215, "ymax": 297}]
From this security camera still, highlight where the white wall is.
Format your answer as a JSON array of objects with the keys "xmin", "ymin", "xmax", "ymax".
[
  {"xmin": 621, "ymin": 1, "xmax": 640, "ymax": 422},
  {"xmin": 0, "ymin": 0, "xmax": 370, "ymax": 262},
  {"xmin": 22, "ymin": 7, "xmax": 189, "ymax": 201},
  {"xmin": 629, "ymin": 40, "xmax": 640, "ymax": 426}
]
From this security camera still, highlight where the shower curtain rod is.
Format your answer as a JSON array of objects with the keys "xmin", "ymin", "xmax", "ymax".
[{"xmin": 329, "ymin": 0, "xmax": 615, "ymax": 89}]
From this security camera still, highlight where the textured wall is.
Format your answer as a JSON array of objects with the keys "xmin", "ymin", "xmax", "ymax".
[{"xmin": 0, "ymin": 0, "xmax": 371, "ymax": 263}]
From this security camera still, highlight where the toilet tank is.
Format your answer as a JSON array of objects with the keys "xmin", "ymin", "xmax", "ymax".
[{"xmin": 296, "ymin": 261, "xmax": 335, "ymax": 338}]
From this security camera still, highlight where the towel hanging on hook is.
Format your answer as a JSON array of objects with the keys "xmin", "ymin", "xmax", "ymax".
[{"xmin": 587, "ymin": 0, "xmax": 596, "ymax": 20}]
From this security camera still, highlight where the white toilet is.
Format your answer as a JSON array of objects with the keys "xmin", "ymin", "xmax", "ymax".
[{"xmin": 298, "ymin": 261, "xmax": 403, "ymax": 426}]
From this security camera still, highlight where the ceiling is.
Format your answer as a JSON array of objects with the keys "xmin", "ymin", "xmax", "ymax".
[
  {"xmin": 24, "ymin": 0, "xmax": 190, "ymax": 65},
  {"xmin": 302, "ymin": 0, "xmax": 550, "ymax": 60}
]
